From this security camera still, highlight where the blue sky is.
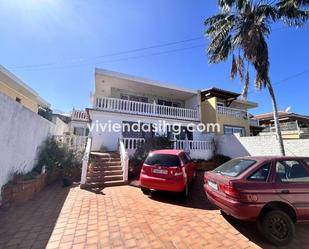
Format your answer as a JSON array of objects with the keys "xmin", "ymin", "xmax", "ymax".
[{"xmin": 0, "ymin": 0, "xmax": 308, "ymax": 114}]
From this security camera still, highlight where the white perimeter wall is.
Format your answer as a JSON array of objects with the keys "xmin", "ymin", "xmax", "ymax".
[
  {"xmin": 215, "ymin": 134, "xmax": 309, "ymax": 158},
  {"xmin": 0, "ymin": 92, "xmax": 54, "ymax": 198}
]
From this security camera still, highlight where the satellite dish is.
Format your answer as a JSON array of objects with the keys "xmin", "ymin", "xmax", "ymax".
[{"xmin": 284, "ymin": 106, "xmax": 291, "ymax": 112}]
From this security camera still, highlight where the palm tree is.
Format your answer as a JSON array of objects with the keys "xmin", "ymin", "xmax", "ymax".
[{"xmin": 204, "ymin": 0, "xmax": 308, "ymax": 156}]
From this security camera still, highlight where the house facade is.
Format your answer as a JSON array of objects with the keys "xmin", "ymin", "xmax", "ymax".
[
  {"xmin": 200, "ymin": 88, "xmax": 258, "ymax": 136},
  {"xmin": 87, "ymin": 68, "xmax": 213, "ymax": 157},
  {"xmin": 255, "ymin": 111, "xmax": 309, "ymax": 139},
  {"xmin": 0, "ymin": 65, "xmax": 50, "ymax": 113}
]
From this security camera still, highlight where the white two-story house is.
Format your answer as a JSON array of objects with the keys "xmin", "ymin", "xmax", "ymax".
[
  {"xmin": 81, "ymin": 68, "xmax": 215, "ymax": 187},
  {"xmin": 87, "ymin": 68, "xmax": 214, "ymax": 157}
]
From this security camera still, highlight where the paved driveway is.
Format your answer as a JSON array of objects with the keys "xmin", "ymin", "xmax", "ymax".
[{"xmin": 0, "ymin": 174, "xmax": 308, "ymax": 249}]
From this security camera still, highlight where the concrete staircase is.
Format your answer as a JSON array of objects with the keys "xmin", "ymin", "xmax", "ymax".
[{"xmin": 83, "ymin": 151, "xmax": 126, "ymax": 188}]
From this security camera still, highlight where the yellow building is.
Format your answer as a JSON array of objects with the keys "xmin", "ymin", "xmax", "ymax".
[
  {"xmin": 0, "ymin": 65, "xmax": 50, "ymax": 113},
  {"xmin": 200, "ymin": 88, "xmax": 258, "ymax": 136}
]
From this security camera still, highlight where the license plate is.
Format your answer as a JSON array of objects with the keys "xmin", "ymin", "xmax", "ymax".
[
  {"xmin": 208, "ymin": 180, "xmax": 218, "ymax": 190},
  {"xmin": 153, "ymin": 169, "xmax": 168, "ymax": 174}
]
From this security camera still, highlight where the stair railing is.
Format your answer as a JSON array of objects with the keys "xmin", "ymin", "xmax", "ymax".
[
  {"xmin": 119, "ymin": 139, "xmax": 129, "ymax": 182},
  {"xmin": 80, "ymin": 137, "xmax": 92, "ymax": 185}
]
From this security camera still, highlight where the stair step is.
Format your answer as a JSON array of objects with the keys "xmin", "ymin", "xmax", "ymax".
[
  {"xmin": 90, "ymin": 158, "xmax": 121, "ymax": 163},
  {"xmin": 105, "ymin": 166, "xmax": 122, "ymax": 171},
  {"xmin": 104, "ymin": 175, "xmax": 123, "ymax": 181},
  {"xmin": 89, "ymin": 161, "xmax": 121, "ymax": 166},
  {"xmin": 104, "ymin": 180, "xmax": 127, "ymax": 187},
  {"xmin": 104, "ymin": 170, "xmax": 123, "ymax": 176},
  {"xmin": 90, "ymin": 152, "xmax": 120, "ymax": 159},
  {"xmin": 86, "ymin": 176, "xmax": 104, "ymax": 182}
]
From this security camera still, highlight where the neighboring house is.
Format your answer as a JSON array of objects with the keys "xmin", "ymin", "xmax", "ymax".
[
  {"xmin": 255, "ymin": 111, "xmax": 309, "ymax": 139},
  {"xmin": 200, "ymin": 88, "xmax": 258, "ymax": 136},
  {"xmin": 0, "ymin": 65, "xmax": 50, "ymax": 113},
  {"xmin": 52, "ymin": 109, "xmax": 89, "ymax": 151}
]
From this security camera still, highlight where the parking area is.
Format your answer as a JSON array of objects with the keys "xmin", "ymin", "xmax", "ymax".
[{"xmin": 0, "ymin": 174, "xmax": 308, "ymax": 249}]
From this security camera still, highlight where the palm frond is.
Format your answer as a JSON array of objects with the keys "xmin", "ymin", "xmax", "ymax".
[
  {"xmin": 237, "ymin": 55, "xmax": 244, "ymax": 81},
  {"xmin": 256, "ymin": 4, "xmax": 278, "ymax": 21},
  {"xmin": 208, "ymin": 35, "xmax": 232, "ymax": 63},
  {"xmin": 242, "ymin": 71, "xmax": 250, "ymax": 99},
  {"xmin": 277, "ymin": 0, "xmax": 309, "ymax": 26},
  {"xmin": 230, "ymin": 54, "xmax": 238, "ymax": 79}
]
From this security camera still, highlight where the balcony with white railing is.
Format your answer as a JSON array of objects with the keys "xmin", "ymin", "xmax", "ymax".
[
  {"xmin": 94, "ymin": 97, "xmax": 199, "ymax": 121},
  {"xmin": 262, "ymin": 121, "xmax": 309, "ymax": 135},
  {"xmin": 217, "ymin": 106, "xmax": 248, "ymax": 119},
  {"xmin": 72, "ymin": 109, "xmax": 89, "ymax": 122}
]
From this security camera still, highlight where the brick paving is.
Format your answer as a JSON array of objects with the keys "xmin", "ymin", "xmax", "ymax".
[{"xmin": 0, "ymin": 175, "xmax": 309, "ymax": 249}]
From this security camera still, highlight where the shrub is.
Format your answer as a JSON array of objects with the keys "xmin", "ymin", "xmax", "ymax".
[{"xmin": 35, "ymin": 137, "xmax": 82, "ymax": 183}]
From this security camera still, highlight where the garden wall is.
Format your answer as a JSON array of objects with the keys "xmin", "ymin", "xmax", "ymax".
[
  {"xmin": 0, "ymin": 92, "xmax": 54, "ymax": 201},
  {"xmin": 215, "ymin": 134, "xmax": 309, "ymax": 158}
]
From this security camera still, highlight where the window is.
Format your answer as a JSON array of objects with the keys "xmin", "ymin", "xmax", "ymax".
[
  {"xmin": 144, "ymin": 154, "xmax": 180, "ymax": 167},
  {"xmin": 16, "ymin": 97, "xmax": 21, "ymax": 103},
  {"xmin": 73, "ymin": 127, "xmax": 85, "ymax": 136},
  {"xmin": 248, "ymin": 163, "xmax": 271, "ymax": 181},
  {"xmin": 224, "ymin": 126, "xmax": 245, "ymax": 136},
  {"xmin": 276, "ymin": 160, "xmax": 309, "ymax": 183},
  {"xmin": 213, "ymin": 159, "xmax": 256, "ymax": 177},
  {"xmin": 217, "ymin": 102, "xmax": 225, "ymax": 107},
  {"xmin": 158, "ymin": 99, "xmax": 181, "ymax": 108},
  {"xmin": 120, "ymin": 94, "xmax": 148, "ymax": 103}
]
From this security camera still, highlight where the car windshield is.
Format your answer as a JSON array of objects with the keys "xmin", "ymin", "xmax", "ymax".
[
  {"xmin": 213, "ymin": 159, "xmax": 256, "ymax": 177},
  {"xmin": 144, "ymin": 153, "xmax": 180, "ymax": 167}
]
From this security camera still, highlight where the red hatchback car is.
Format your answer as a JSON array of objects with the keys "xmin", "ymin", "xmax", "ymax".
[
  {"xmin": 204, "ymin": 156, "xmax": 309, "ymax": 246},
  {"xmin": 140, "ymin": 149, "xmax": 196, "ymax": 198}
]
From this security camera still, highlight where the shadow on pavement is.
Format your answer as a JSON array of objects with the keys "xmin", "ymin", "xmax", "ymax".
[
  {"xmin": 145, "ymin": 171, "xmax": 309, "ymax": 249},
  {"xmin": 148, "ymin": 171, "xmax": 217, "ymax": 210},
  {"xmin": 0, "ymin": 182, "xmax": 71, "ymax": 249}
]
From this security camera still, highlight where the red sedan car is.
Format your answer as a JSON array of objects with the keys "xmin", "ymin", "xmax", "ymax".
[
  {"xmin": 204, "ymin": 156, "xmax": 309, "ymax": 246},
  {"xmin": 140, "ymin": 149, "xmax": 196, "ymax": 198}
]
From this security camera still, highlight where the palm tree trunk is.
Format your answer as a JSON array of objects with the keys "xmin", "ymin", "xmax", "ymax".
[{"xmin": 266, "ymin": 83, "xmax": 286, "ymax": 156}]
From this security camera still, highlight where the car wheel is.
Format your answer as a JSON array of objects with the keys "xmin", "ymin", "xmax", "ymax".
[
  {"xmin": 180, "ymin": 184, "xmax": 189, "ymax": 199},
  {"xmin": 261, "ymin": 210, "xmax": 295, "ymax": 246},
  {"xmin": 141, "ymin": 187, "xmax": 150, "ymax": 195}
]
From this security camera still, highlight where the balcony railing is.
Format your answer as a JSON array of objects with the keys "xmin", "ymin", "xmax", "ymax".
[
  {"xmin": 72, "ymin": 109, "xmax": 89, "ymax": 122},
  {"xmin": 217, "ymin": 106, "xmax": 248, "ymax": 119},
  {"xmin": 94, "ymin": 97, "xmax": 199, "ymax": 121},
  {"xmin": 262, "ymin": 121, "xmax": 309, "ymax": 134}
]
